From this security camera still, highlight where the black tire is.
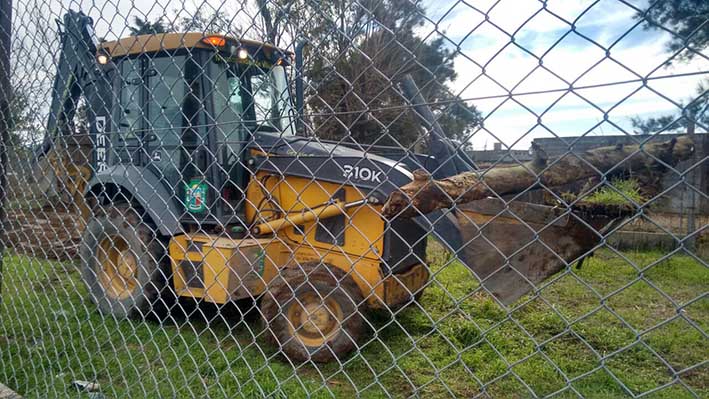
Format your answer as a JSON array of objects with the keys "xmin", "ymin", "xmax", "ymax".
[
  {"xmin": 260, "ymin": 262, "xmax": 365, "ymax": 363},
  {"xmin": 80, "ymin": 204, "xmax": 168, "ymax": 319}
]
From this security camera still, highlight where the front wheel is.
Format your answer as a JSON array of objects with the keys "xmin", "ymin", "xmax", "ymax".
[
  {"xmin": 80, "ymin": 204, "xmax": 167, "ymax": 318},
  {"xmin": 260, "ymin": 263, "xmax": 365, "ymax": 363}
]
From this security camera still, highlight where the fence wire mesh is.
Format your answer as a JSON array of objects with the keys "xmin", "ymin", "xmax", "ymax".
[{"xmin": 0, "ymin": 0, "xmax": 707, "ymax": 397}]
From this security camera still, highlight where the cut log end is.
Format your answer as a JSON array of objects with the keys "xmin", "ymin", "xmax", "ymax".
[
  {"xmin": 382, "ymin": 169, "xmax": 450, "ymax": 217},
  {"xmin": 381, "ymin": 190, "xmax": 417, "ymax": 218}
]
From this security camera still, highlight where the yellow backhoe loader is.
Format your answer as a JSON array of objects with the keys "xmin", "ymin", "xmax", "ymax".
[{"xmin": 38, "ymin": 11, "xmax": 686, "ymax": 363}]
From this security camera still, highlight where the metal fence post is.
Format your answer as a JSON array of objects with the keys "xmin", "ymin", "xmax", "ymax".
[
  {"xmin": 686, "ymin": 120, "xmax": 697, "ymax": 251},
  {"xmin": 0, "ymin": 0, "xmax": 12, "ymax": 305}
]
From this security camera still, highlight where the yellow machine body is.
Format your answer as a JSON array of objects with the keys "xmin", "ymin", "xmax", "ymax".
[{"xmin": 168, "ymin": 170, "xmax": 429, "ymax": 308}]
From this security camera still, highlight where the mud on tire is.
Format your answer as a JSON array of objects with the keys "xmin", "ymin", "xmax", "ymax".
[
  {"xmin": 80, "ymin": 204, "xmax": 169, "ymax": 319},
  {"xmin": 260, "ymin": 262, "xmax": 365, "ymax": 363}
]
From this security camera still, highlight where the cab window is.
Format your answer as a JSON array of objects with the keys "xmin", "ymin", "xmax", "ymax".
[{"xmin": 117, "ymin": 58, "xmax": 143, "ymax": 141}]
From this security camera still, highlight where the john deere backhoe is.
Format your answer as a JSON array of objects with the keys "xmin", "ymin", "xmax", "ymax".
[
  {"xmin": 39, "ymin": 11, "xmax": 689, "ymax": 363},
  {"xmin": 40, "ymin": 11, "xmax": 454, "ymax": 362}
]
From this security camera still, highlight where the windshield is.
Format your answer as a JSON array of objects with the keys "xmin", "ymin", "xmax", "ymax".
[{"xmin": 212, "ymin": 59, "xmax": 295, "ymax": 136}]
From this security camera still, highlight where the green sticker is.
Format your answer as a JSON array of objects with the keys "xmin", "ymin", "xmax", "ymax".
[
  {"xmin": 185, "ymin": 178, "xmax": 207, "ymax": 213},
  {"xmin": 255, "ymin": 250, "xmax": 266, "ymax": 276}
]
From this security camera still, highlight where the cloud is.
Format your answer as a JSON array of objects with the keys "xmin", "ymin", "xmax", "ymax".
[{"xmin": 425, "ymin": 0, "xmax": 708, "ymax": 148}]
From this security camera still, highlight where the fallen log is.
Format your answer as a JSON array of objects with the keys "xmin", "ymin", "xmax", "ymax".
[{"xmin": 382, "ymin": 136, "xmax": 695, "ymax": 218}]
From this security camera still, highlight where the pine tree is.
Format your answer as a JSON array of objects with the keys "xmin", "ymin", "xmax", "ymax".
[
  {"xmin": 632, "ymin": 0, "xmax": 709, "ymax": 133},
  {"xmin": 128, "ymin": 17, "xmax": 168, "ymax": 36},
  {"xmin": 263, "ymin": 0, "xmax": 482, "ymax": 147}
]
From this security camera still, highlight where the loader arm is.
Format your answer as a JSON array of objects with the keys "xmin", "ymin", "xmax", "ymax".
[
  {"xmin": 397, "ymin": 75, "xmax": 624, "ymax": 307},
  {"xmin": 399, "ymin": 74, "xmax": 476, "ymax": 179},
  {"xmin": 396, "ymin": 76, "xmax": 694, "ymax": 306}
]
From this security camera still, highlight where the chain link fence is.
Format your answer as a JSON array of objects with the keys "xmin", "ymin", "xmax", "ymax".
[{"xmin": 0, "ymin": 0, "xmax": 707, "ymax": 397}]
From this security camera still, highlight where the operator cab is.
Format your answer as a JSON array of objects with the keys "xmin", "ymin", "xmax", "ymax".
[{"xmin": 99, "ymin": 33, "xmax": 296, "ymax": 225}]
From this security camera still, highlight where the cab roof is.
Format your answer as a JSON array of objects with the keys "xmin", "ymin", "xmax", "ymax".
[{"xmin": 100, "ymin": 32, "xmax": 286, "ymax": 58}]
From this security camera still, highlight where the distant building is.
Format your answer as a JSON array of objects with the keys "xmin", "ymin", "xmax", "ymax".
[
  {"xmin": 468, "ymin": 142, "xmax": 532, "ymax": 167},
  {"xmin": 532, "ymin": 133, "xmax": 702, "ymax": 158}
]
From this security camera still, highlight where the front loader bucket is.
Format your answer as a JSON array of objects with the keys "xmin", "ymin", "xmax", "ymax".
[{"xmin": 443, "ymin": 198, "xmax": 624, "ymax": 306}]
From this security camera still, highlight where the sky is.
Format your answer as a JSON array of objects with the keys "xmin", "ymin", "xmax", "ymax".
[
  {"xmin": 11, "ymin": 0, "xmax": 708, "ymax": 149},
  {"xmin": 421, "ymin": 0, "xmax": 708, "ymax": 149}
]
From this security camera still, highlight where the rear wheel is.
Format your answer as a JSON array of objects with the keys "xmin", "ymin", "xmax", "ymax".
[
  {"xmin": 80, "ymin": 204, "xmax": 167, "ymax": 318},
  {"xmin": 260, "ymin": 263, "xmax": 365, "ymax": 363}
]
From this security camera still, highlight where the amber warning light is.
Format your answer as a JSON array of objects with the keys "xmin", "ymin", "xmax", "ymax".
[{"xmin": 202, "ymin": 35, "xmax": 227, "ymax": 47}]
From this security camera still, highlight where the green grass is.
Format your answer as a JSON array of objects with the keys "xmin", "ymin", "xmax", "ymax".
[
  {"xmin": 582, "ymin": 179, "xmax": 645, "ymax": 206},
  {"xmin": 1, "ymin": 243, "xmax": 707, "ymax": 398}
]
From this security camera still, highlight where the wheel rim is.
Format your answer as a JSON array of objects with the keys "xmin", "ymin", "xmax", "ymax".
[
  {"xmin": 97, "ymin": 235, "xmax": 138, "ymax": 300},
  {"xmin": 286, "ymin": 291, "xmax": 344, "ymax": 348}
]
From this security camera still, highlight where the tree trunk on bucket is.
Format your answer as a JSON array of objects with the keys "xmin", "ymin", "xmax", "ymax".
[{"xmin": 382, "ymin": 136, "xmax": 695, "ymax": 218}]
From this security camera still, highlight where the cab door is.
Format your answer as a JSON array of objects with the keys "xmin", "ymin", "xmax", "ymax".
[
  {"xmin": 208, "ymin": 57, "xmax": 251, "ymax": 219},
  {"xmin": 143, "ymin": 53, "xmax": 212, "ymax": 218}
]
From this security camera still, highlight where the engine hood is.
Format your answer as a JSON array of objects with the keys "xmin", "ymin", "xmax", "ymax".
[
  {"xmin": 251, "ymin": 132, "xmax": 414, "ymax": 199},
  {"xmin": 251, "ymin": 133, "xmax": 469, "ymax": 286}
]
